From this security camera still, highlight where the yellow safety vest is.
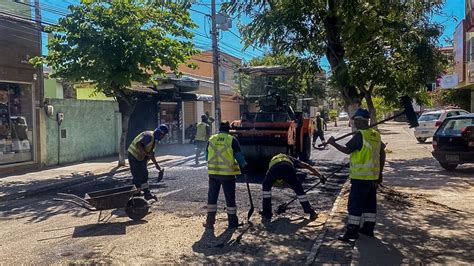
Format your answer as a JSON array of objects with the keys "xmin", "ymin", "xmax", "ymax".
[
  {"xmin": 268, "ymin": 153, "xmax": 294, "ymax": 169},
  {"xmin": 207, "ymin": 133, "xmax": 241, "ymax": 175},
  {"xmin": 127, "ymin": 131, "xmax": 155, "ymax": 161},
  {"xmin": 195, "ymin": 122, "xmax": 208, "ymax": 141},
  {"xmin": 350, "ymin": 129, "xmax": 381, "ymax": 180}
]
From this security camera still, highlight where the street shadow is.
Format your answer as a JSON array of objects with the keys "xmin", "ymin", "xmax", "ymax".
[
  {"xmin": 192, "ymin": 227, "xmax": 237, "ymax": 256},
  {"xmin": 353, "ymin": 235, "xmax": 404, "ymax": 265},
  {"xmin": 72, "ymin": 222, "xmax": 127, "ymax": 238},
  {"xmin": 0, "ymin": 176, "xmax": 135, "ymax": 223},
  {"xmin": 182, "ymin": 214, "xmax": 324, "ymax": 264},
  {"xmin": 374, "ymin": 194, "xmax": 474, "ymax": 264},
  {"xmin": 261, "ymin": 216, "xmax": 312, "ymax": 234},
  {"xmin": 384, "ymin": 156, "xmax": 474, "ymax": 193}
]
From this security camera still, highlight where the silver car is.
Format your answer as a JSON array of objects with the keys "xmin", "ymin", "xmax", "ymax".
[{"xmin": 414, "ymin": 108, "xmax": 470, "ymax": 143}]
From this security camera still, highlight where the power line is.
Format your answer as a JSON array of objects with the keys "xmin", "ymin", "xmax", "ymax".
[
  {"xmin": 0, "ymin": 11, "xmax": 57, "ymax": 26},
  {"xmin": 227, "ymin": 29, "xmax": 265, "ymax": 54}
]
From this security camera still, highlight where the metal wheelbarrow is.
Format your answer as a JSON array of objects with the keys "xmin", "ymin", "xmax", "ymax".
[{"xmin": 54, "ymin": 185, "xmax": 151, "ymax": 222}]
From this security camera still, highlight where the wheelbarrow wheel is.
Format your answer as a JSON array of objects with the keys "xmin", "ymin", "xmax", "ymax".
[{"xmin": 125, "ymin": 198, "xmax": 149, "ymax": 221}]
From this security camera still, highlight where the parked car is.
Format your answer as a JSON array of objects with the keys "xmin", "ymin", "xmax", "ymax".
[
  {"xmin": 338, "ymin": 111, "xmax": 349, "ymax": 121},
  {"xmin": 432, "ymin": 113, "xmax": 474, "ymax": 170},
  {"xmin": 414, "ymin": 108, "xmax": 470, "ymax": 143}
]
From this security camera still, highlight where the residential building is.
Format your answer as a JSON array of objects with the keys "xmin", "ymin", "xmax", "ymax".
[
  {"xmin": 452, "ymin": 1, "xmax": 474, "ymax": 112},
  {"xmin": 174, "ymin": 50, "xmax": 243, "ymax": 134}
]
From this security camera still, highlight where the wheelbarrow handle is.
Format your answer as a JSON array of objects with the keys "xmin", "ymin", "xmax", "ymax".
[
  {"xmin": 56, "ymin": 193, "xmax": 95, "ymax": 210},
  {"xmin": 52, "ymin": 198, "xmax": 96, "ymax": 211}
]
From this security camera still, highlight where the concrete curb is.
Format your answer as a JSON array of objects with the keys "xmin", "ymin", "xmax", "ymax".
[
  {"xmin": 0, "ymin": 157, "xmax": 174, "ymax": 202},
  {"xmin": 305, "ymin": 179, "xmax": 350, "ymax": 265}
]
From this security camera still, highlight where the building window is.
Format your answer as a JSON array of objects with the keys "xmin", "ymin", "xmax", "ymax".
[
  {"xmin": 219, "ymin": 68, "xmax": 226, "ymax": 83},
  {"xmin": 0, "ymin": 82, "xmax": 34, "ymax": 165}
]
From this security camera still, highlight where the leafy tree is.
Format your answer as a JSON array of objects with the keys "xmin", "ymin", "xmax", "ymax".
[
  {"xmin": 431, "ymin": 89, "xmax": 471, "ymax": 111},
  {"xmin": 227, "ymin": 1, "xmax": 446, "ymax": 123},
  {"xmin": 32, "ymin": 0, "xmax": 197, "ymax": 166}
]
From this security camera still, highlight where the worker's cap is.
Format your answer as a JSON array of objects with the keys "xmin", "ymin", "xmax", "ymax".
[
  {"xmin": 154, "ymin": 124, "xmax": 169, "ymax": 139},
  {"xmin": 352, "ymin": 108, "xmax": 370, "ymax": 120},
  {"xmin": 316, "ymin": 112, "xmax": 321, "ymax": 116},
  {"xmin": 219, "ymin": 120, "xmax": 231, "ymax": 130},
  {"xmin": 201, "ymin": 114, "xmax": 208, "ymax": 120}
]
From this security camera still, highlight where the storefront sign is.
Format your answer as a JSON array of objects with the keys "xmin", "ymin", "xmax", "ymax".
[{"xmin": 440, "ymin": 74, "xmax": 459, "ymax": 89}]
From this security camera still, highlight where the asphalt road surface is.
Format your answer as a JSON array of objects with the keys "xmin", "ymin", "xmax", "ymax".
[{"xmin": 0, "ymin": 126, "xmax": 351, "ymax": 264}]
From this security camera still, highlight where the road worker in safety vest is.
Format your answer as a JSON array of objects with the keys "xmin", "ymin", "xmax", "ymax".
[
  {"xmin": 261, "ymin": 153, "xmax": 326, "ymax": 221},
  {"xmin": 194, "ymin": 115, "xmax": 211, "ymax": 165},
  {"xmin": 204, "ymin": 120, "xmax": 247, "ymax": 229},
  {"xmin": 326, "ymin": 108, "xmax": 386, "ymax": 241},
  {"xmin": 127, "ymin": 124, "xmax": 169, "ymax": 201}
]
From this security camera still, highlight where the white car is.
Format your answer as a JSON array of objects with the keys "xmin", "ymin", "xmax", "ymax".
[
  {"xmin": 338, "ymin": 111, "xmax": 349, "ymax": 121},
  {"xmin": 414, "ymin": 108, "xmax": 470, "ymax": 143}
]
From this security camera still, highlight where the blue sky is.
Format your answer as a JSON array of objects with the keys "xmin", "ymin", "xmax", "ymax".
[{"xmin": 37, "ymin": 0, "xmax": 464, "ymax": 71}]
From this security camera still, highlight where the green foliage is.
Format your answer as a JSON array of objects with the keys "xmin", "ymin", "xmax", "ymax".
[
  {"xmin": 329, "ymin": 109, "xmax": 338, "ymax": 122},
  {"xmin": 431, "ymin": 89, "xmax": 472, "ymax": 111},
  {"xmin": 227, "ymin": 0, "xmax": 446, "ymax": 113},
  {"xmin": 32, "ymin": 0, "xmax": 197, "ymax": 102},
  {"xmin": 361, "ymin": 96, "xmax": 395, "ymax": 121}
]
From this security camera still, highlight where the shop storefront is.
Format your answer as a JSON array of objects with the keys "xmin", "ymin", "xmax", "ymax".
[{"xmin": 0, "ymin": 82, "xmax": 36, "ymax": 166}]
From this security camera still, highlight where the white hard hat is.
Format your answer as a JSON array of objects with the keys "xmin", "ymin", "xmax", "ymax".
[{"xmin": 316, "ymin": 112, "xmax": 321, "ymax": 116}]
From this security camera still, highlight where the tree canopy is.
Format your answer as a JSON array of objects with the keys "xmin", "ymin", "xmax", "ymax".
[{"xmin": 227, "ymin": 0, "xmax": 447, "ymax": 121}]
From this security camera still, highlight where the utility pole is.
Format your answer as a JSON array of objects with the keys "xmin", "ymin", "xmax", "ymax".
[
  {"xmin": 211, "ymin": 0, "xmax": 221, "ymax": 127},
  {"xmin": 34, "ymin": 0, "xmax": 44, "ymax": 104}
]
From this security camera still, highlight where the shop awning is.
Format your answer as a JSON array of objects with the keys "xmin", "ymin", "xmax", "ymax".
[{"xmin": 180, "ymin": 93, "xmax": 213, "ymax": 102}]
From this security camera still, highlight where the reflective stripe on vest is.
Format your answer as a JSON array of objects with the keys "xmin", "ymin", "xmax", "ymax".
[
  {"xmin": 195, "ymin": 122, "xmax": 208, "ymax": 141},
  {"xmin": 127, "ymin": 131, "xmax": 155, "ymax": 161},
  {"xmin": 349, "ymin": 129, "xmax": 381, "ymax": 180},
  {"xmin": 207, "ymin": 133, "xmax": 241, "ymax": 175},
  {"xmin": 268, "ymin": 153, "xmax": 293, "ymax": 169}
]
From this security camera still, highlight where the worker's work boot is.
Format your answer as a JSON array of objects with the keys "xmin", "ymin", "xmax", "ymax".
[
  {"xmin": 143, "ymin": 189, "xmax": 157, "ymax": 201},
  {"xmin": 301, "ymin": 200, "xmax": 316, "ymax": 220},
  {"xmin": 308, "ymin": 209, "xmax": 318, "ymax": 221},
  {"xmin": 227, "ymin": 214, "xmax": 242, "ymax": 228},
  {"xmin": 203, "ymin": 212, "xmax": 216, "ymax": 230},
  {"xmin": 359, "ymin": 222, "xmax": 375, "ymax": 237},
  {"xmin": 338, "ymin": 225, "xmax": 359, "ymax": 242}
]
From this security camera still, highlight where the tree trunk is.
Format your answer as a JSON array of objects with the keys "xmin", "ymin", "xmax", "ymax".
[
  {"xmin": 364, "ymin": 92, "xmax": 377, "ymax": 127},
  {"xmin": 117, "ymin": 97, "xmax": 136, "ymax": 167},
  {"xmin": 324, "ymin": 0, "xmax": 363, "ymax": 130}
]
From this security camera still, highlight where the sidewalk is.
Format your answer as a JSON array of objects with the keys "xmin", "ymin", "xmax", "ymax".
[
  {"xmin": 0, "ymin": 144, "xmax": 193, "ymax": 201},
  {"xmin": 309, "ymin": 122, "xmax": 474, "ymax": 265}
]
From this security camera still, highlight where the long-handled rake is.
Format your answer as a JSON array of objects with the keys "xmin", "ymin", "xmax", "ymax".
[{"xmin": 319, "ymin": 95, "xmax": 419, "ymax": 147}]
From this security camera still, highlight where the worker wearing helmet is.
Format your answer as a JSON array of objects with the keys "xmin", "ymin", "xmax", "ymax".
[
  {"xmin": 260, "ymin": 153, "xmax": 326, "ymax": 221},
  {"xmin": 194, "ymin": 115, "xmax": 211, "ymax": 165},
  {"xmin": 127, "ymin": 124, "xmax": 169, "ymax": 200},
  {"xmin": 312, "ymin": 112, "xmax": 327, "ymax": 148},
  {"xmin": 326, "ymin": 108, "xmax": 386, "ymax": 241},
  {"xmin": 204, "ymin": 120, "xmax": 247, "ymax": 229}
]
